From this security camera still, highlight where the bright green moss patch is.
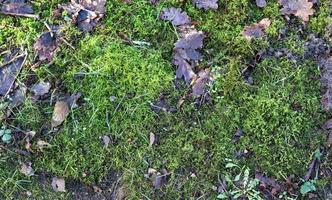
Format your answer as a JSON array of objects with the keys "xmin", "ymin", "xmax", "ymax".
[{"xmin": 34, "ymin": 38, "xmax": 173, "ymax": 182}]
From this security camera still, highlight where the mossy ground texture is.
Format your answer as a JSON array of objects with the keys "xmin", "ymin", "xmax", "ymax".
[{"xmin": 0, "ymin": 0, "xmax": 331, "ymax": 199}]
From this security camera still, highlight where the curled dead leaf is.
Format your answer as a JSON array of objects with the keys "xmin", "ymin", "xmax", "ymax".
[
  {"xmin": 52, "ymin": 177, "xmax": 66, "ymax": 192},
  {"xmin": 279, "ymin": 0, "xmax": 315, "ymax": 22},
  {"xmin": 36, "ymin": 140, "xmax": 51, "ymax": 151},
  {"xmin": 242, "ymin": 18, "xmax": 271, "ymax": 40},
  {"xmin": 0, "ymin": 50, "xmax": 27, "ymax": 96},
  {"xmin": 149, "ymin": 132, "xmax": 156, "ymax": 147},
  {"xmin": 20, "ymin": 162, "xmax": 34, "ymax": 176},
  {"xmin": 51, "ymin": 101, "xmax": 70, "ymax": 127},
  {"xmin": 34, "ymin": 32, "xmax": 60, "ymax": 62}
]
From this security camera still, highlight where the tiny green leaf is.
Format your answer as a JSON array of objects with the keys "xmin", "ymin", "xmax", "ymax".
[
  {"xmin": 225, "ymin": 163, "xmax": 238, "ymax": 168},
  {"xmin": 217, "ymin": 193, "xmax": 228, "ymax": 199},
  {"xmin": 2, "ymin": 133, "xmax": 12, "ymax": 143},
  {"xmin": 234, "ymin": 173, "xmax": 241, "ymax": 182},
  {"xmin": 300, "ymin": 181, "xmax": 316, "ymax": 195}
]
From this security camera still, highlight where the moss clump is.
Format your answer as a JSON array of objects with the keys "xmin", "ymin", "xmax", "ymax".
[
  {"xmin": 0, "ymin": 0, "xmax": 329, "ymax": 198},
  {"xmin": 35, "ymin": 38, "xmax": 173, "ymax": 181}
]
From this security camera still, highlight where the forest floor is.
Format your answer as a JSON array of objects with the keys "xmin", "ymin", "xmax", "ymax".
[{"xmin": 0, "ymin": 0, "xmax": 331, "ymax": 199}]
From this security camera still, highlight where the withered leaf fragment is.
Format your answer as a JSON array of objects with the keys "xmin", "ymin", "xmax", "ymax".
[
  {"xmin": 174, "ymin": 31, "xmax": 205, "ymax": 50},
  {"xmin": 51, "ymin": 101, "xmax": 70, "ymax": 127},
  {"xmin": 61, "ymin": 0, "xmax": 106, "ymax": 32},
  {"xmin": 160, "ymin": 7, "xmax": 191, "ymax": 26},
  {"xmin": 0, "ymin": 0, "xmax": 37, "ymax": 18},
  {"xmin": 9, "ymin": 86, "xmax": 26, "ymax": 108},
  {"xmin": 20, "ymin": 162, "xmax": 34, "ymax": 176},
  {"xmin": 52, "ymin": 177, "xmax": 66, "ymax": 192},
  {"xmin": 192, "ymin": 68, "xmax": 211, "ymax": 96},
  {"xmin": 101, "ymin": 135, "xmax": 110, "ymax": 147},
  {"xmin": 150, "ymin": 168, "xmax": 169, "ymax": 189},
  {"xmin": 34, "ymin": 32, "xmax": 60, "ymax": 62},
  {"xmin": 256, "ymin": 0, "xmax": 266, "ymax": 8},
  {"xmin": 255, "ymin": 171, "xmax": 281, "ymax": 191},
  {"xmin": 193, "ymin": 0, "xmax": 218, "ymax": 10},
  {"xmin": 320, "ymin": 57, "xmax": 332, "ymax": 112},
  {"xmin": 279, "ymin": 0, "xmax": 315, "ymax": 22},
  {"xmin": 242, "ymin": 18, "xmax": 271, "ymax": 40},
  {"xmin": 173, "ymin": 51, "xmax": 196, "ymax": 84},
  {"xmin": 30, "ymin": 82, "xmax": 51, "ymax": 97},
  {"xmin": 0, "ymin": 50, "xmax": 27, "ymax": 96}
]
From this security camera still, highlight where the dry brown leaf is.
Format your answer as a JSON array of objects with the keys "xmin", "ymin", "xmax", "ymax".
[
  {"xmin": 242, "ymin": 18, "xmax": 271, "ymax": 40},
  {"xmin": 279, "ymin": 0, "xmax": 315, "ymax": 22},
  {"xmin": 20, "ymin": 162, "xmax": 34, "ymax": 176},
  {"xmin": 149, "ymin": 132, "xmax": 156, "ymax": 147},
  {"xmin": 101, "ymin": 135, "xmax": 110, "ymax": 147},
  {"xmin": 36, "ymin": 140, "xmax": 51, "ymax": 151},
  {"xmin": 327, "ymin": 131, "xmax": 332, "ymax": 147},
  {"xmin": 52, "ymin": 177, "xmax": 66, "ymax": 192},
  {"xmin": 51, "ymin": 101, "xmax": 70, "ymax": 127}
]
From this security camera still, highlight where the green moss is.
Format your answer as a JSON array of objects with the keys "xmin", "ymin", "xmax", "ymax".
[{"xmin": 0, "ymin": 0, "xmax": 330, "ymax": 198}]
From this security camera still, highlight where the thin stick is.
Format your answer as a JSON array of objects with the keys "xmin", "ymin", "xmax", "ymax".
[
  {"xmin": 0, "ymin": 12, "xmax": 39, "ymax": 19},
  {"xmin": 60, "ymin": 38, "xmax": 75, "ymax": 50},
  {"xmin": 0, "ymin": 52, "xmax": 25, "ymax": 68}
]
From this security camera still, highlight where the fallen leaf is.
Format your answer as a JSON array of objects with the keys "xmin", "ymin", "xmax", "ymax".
[
  {"xmin": 0, "ymin": 50, "xmax": 27, "ymax": 96},
  {"xmin": 279, "ymin": 0, "xmax": 315, "ymax": 22},
  {"xmin": 51, "ymin": 101, "xmax": 70, "ymax": 127},
  {"xmin": 64, "ymin": 92, "xmax": 82, "ymax": 109},
  {"xmin": 148, "ymin": 168, "xmax": 157, "ymax": 174},
  {"xmin": 36, "ymin": 140, "xmax": 51, "ymax": 151},
  {"xmin": 30, "ymin": 82, "xmax": 51, "ymax": 97},
  {"xmin": 61, "ymin": 0, "xmax": 106, "ymax": 32},
  {"xmin": 321, "ymin": 57, "xmax": 332, "ymax": 112},
  {"xmin": 174, "ymin": 31, "xmax": 205, "ymax": 50},
  {"xmin": 150, "ymin": 168, "xmax": 169, "ymax": 189},
  {"xmin": 193, "ymin": 0, "xmax": 218, "ymax": 10},
  {"xmin": 242, "ymin": 18, "xmax": 271, "ymax": 40},
  {"xmin": 192, "ymin": 68, "xmax": 211, "ymax": 97},
  {"xmin": 304, "ymin": 156, "xmax": 319, "ymax": 181},
  {"xmin": 160, "ymin": 7, "xmax": 191, "ymax": 26},
  {"xmin": 255, "ymin": 171, "xmax": 281, "ymax": 191},
  {"xmin": 52, "ymin": 177, "xmax": 66, "ymax": 192},
  {"xmin": 9, "ymin": 86, "xmax": 26, "ymax": 108},
  {"xmin": 323, "ymin": 119, "xmax": 332, "ymax": 130},
  {"xmin": 327, "ymin": 131, "xmax": 332, "ymax": 147},
  {"xmin": 149, "ymin": 132, "xmax": 156, "ymax": 147},
  {"xmin": 232, "ymin": 128, "xmax": 244, "ymax": 143},
  {"xmin": 34, "ymin": 32, "xmax": 60, "ymax": 62},
  {"xmin": 256, "ymin": 0, "xmax": 267, "ymax": 8},
  {"xmin": 0, "ymin": 0, "xmax": 37, "ymax": 18},
  {"xmin": 173, "ymin": 52, "xmax": 196, "ymax": 84},
  {"xmin": 20, "ymin": 162, "xmax": 34, "ymax": 176},
  {"xmin": 101, "ymin": 135, "xmax": 110, "ymax": 147}
]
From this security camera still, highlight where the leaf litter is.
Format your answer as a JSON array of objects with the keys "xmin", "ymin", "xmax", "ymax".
[
  {"xmin": 0, "ymin": 49, "xmax": 27, "ymax": 97},
  {"xmin": 242, "ymin": 18, "xmax": 271, "ymax": 40},
  {"xmin": 60, "ymin": 0, "xmax": 106, "ymax": 32},
  {"xmin": 52, "ymin": 177, "xmax": 66, "ymax": 192},
  {"xmin": 279, "ymin": 0, "xmax": 315, "ymax": 22},
  {"xmin": 51, "ymin": 101, "xmax": 70, "ymax": 127},
  {"xmin": 161, "ymin": 7, "xmax": 214, "ymax": 99},
  {"xmin": 0, "ymin": 0, "xmax": 38, "ymax": 18},
  {"xmin": 34, "ymin": 31, "xmax": 61, "ymax": 62},
  {"xmin": 193, "ymin": 0, "xmax": 218, "ymax": 10}
]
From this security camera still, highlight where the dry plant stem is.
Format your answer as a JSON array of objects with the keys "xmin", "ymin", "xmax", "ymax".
[{"xmin": 0, "ymin": 12, "xmax": 39, "ymax": 19}]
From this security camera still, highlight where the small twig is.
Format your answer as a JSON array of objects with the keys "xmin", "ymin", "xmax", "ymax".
[
  {"xmin": 0, "ymin": 52, "xmax": 25, "ymax": 68},
  {"xmin": 60, "ymin": 38, "xmax": 75, "ymax": 50},
  {"xmin": 0, "ymin": 12, "xmax": 39, "ymax": 19}
]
